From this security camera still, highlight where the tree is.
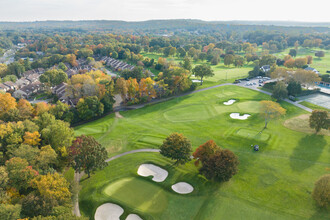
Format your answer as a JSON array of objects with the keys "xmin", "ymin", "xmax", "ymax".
[
  {"xmin": 5, "ymin": 157, "xmax": 38, "ymax": 191},
  {"xmin": 23, "ymin": 131, "xmax": 41, "ymax": 146},
  {"xmin": 312, "ymin": 174, "xmax": 329, "ymax": 209},
  {"xmin": 306, "ymin": 56, "xmax": 313, "ymax": 64},
  {"xmin": 40, "ymin": 69, "xmax": 68, "ymax": 87},
  {"xmin": 192, "ymin": 64, "xmax": 214, "ymax": 85},
  {"xmin": 272, "ymin": 81, "xmax": 288, "ymax": 100},
  {"xmin": 34, "ymin": 102, "xmax": 51, "ymax": 116},
  {"xmin": 287, "ymin": 81, "xmax": 302, "ymax": 96},
  {"xmin": 6, "ymin": 62, "xmax": 25, "ymax": 78},
  {"xmin": 233, "ymin": 56, "xmax": 245, "ymax": 68},
  {"xmin": 41, "ymin": 120, "xmax": 74, "ymax": 154},
  {"xmin": 11, "ymin": 144, "xmax": 40, "ymax": 166},
  {"xmin": 0, "ymin": 93, "xmax": 17, "ymax": 118},
  {"xmin": 76, "ymin": 96, "xmax": 104, "ymax": 121},
  {"xmin": 260, "ymin": 54, "xmax": 277, "ymax": 66},
  {"xmin": 17, "ymin": 99, "xmax": 34, "ymax": 120},
  {"xmin": 292, "ymin": 69, "xmax": 321, "ymax": 87},
  {"xmin": 0, "ymin": 166, "xmax": 9, "ymax": 188},
  {"xmin": 315, "ymin": 51, "xmax": 325, "ymax": 59},
  {"xmin": 289, "ymin": 49, "xmax": 297, "ymax": 57},
  {"xmin": 284, "ymin": 58, "xmax": 295, "ymax": 68},
  {"xmin": 36, "ymin": 145, "xmax": 57, "ymax": 170},
  {"xmin": 50, "ymin": 101, "xmax": 72, "ymax": 122},
  {"xmin": 294, "ymin": 57, "xmax": 307, "ymax": 68},
  {"xmin": 224, "ymin": 54, "xmax": 234, "ymax": 66},
  {"xmin": 58, "ymin": 62, "xmax": 68, "ymax": 71},
  {"xmin": 159, "ymin": 133, "xmax": 192, "ymax": 165},
  {"xmin": 199, "ymin": 149, "xmax": 239, "ymax": 182},
  {"xmin": 309, "ymin": 110, "xmax": 329, "ymax": 133},
  {"xmin": 31, "ymin": 173, "xmax": 71, "ymax": 205},
  {"xmin": 211, "ymin": 55, "xmax": 221, "ymax": 65},
  {"xmin": 68, "ymin": 135, "xmax": 107, "ymax": 178},
  {"xmin": 0, "ymin": 204, "xmax": 21, "ymax": 220},
  {"xmin": 260, "ymin": 101, "xmax": 286, "ymax": 128},
  {"xmin": 193, "ymin": 140, "xmax": 220, "ymax": 166},
  {"xmin": 182, "ymin": 56, "xmax": 192, "ymax": 71},
  {"xmin": 115, "ymin": 78, "xmax": 128, "ymax": 101}
]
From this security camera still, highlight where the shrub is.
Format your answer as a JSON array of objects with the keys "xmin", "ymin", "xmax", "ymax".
[{"xmin": 312, "ymin": 174, "xmax": 330, "ymax": 209}]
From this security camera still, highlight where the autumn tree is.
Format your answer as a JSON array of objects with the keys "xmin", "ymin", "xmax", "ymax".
[
  {"xmin": 159, "ymin": 133, "xmax": 192, "ymax": 165},
  {"xmin": 192, "ymin": 64, "xmax": 214, "ymax": 85},
  {"xmin": 312, "ymin": 174, "xmax": 330, "ymax": 209},
  {"xmin": 284, "ymin": 58, "xmax": 295, "ymax": 68},
  {"xmin": 34, "ymin": 102, "xmax": 51, "ymax": 116},
  {"xmin": 17, "ymin": 99, "xmax": 34, "ymax": 120},
  {"xmin": 309, "ymin": 110, "xmax": 329, "ymax": 133},
  {"xmin": 306, "ymin": 56, "xmax": 313, "ymax": 64},
  {"xmin": 199, "ymin": 149, "xmax": 239, "ymax": 182},
  {"xmin": 294, "ymin": 57, "xmax": 308, "ymax": 68},
  {"xmin": 115, "ymin": 77, "xmax": 128, "ymax": 101},
  {"xmin": 260, "ymin": 101, "xmax": 286, "ymax": 128},
  {"xmin": 23, "ymin": 131, "xmax": 41, "ymax": 146},
  {"xmin": 0, "ymin": 93, "xmax": 17, "ymax": 118},
  {"xmin": 31, "ymin": 173, "xmax": 71, "ymax": 205},
  {"xmin": 193, "ymin": 140, "xmax": 220, "ymax": 166},
  {"xmin": 68, "ymin": 135, "xmax": 107, "ymax": 178},
  {"xmin": 270, "ymin": 67, "xmax": 289, "ymax": 81},
  {"xmin": 292, "ymin": 69, "xmax": 321, "ymax": 87},
  {"xmin": 11, "ymin": 144, "xmax": 40, "ymax": 166},
  {"xmin": 272, "ymin": 81, "xmax": 288, "ymax": 100},
  {"xmin": 5, "ymin": 157, "xmax": 38, "ymax": 191}
]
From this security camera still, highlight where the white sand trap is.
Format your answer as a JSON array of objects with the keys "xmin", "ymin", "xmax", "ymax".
[
  {"xmin": 223, "ymin": 99, "xmax": 236, "ymax": 105},
  {"xmin": 171, "ymin": 182, "xmax": 194, "ymax": 194},
  {"xmin": 230, "ymin": 113, "xmax": 251, "ymax": 120},
  {"xmin": 192, "ymin": 79, "xmax": 201, "ymax": 83},
  {"xmin": 126, "ymin": 214, "xmax": 143, "ymax": 220},
  {"xmin": 94, "ymin": 203, "xmax": 124, "ymax": 220},
  {"xmin": 137, "ymin": 164, "xmax": 168, "ymax": 182}
]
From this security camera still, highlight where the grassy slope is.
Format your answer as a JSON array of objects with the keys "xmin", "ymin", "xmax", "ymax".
[{"xmin": 76, "ymin": 85, "xmax": 330, "ymax": 220}]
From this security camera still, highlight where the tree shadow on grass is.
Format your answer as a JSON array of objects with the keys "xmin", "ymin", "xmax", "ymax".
[{"xmin": 289, "ymin": 134, "xmax": 327, "ymax": 172}]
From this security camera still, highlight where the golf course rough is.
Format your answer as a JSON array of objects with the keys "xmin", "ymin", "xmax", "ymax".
[{"xmin": 137, "ymin": 164, "xmax": 168, "ymax": 182}]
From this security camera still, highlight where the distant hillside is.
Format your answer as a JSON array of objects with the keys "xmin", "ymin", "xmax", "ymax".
[{"xmin": 0, "ymin": 19, "xmax": 329, "ymax": 33}]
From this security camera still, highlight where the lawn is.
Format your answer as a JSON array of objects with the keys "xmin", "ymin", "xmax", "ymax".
[
  {"xmin": 76, "ymin": 85, "xmax": 330, "ymax": 219},
  {"xmin": 140, "ymin": 52, "xmax": 251, "ymax": 86}
]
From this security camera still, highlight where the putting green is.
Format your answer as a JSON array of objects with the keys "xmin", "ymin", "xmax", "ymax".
[
  {"xmin": 235, "ymin": 128, "xmax": 270, "ymax": 142},
  {"xmin": 163, "ymin": 104, "xmax": 218, "ymax": 122},
  {"xmin": 104, "ymin": 177, "xmax": 168, "ymax": 213}
]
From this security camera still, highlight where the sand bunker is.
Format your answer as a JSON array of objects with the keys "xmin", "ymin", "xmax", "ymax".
[
  {"xmin": 94, "ymin": 203, "xmax": 124, "ymax": 220},
  {"xmin": 230, "ymin": 113, "xmax": 250, "ymax": 120},
  {"xmin": 223, "ymin": 99, "xmax": 236, "ymax": 105},
  {"xmin": 192, "ymin": 79, "xmax": 201, "ymax": 83},
  {"xmin": 137, "ymin": 164, "xmax": 168, "ymax": 182},
  {"xmin": 171, "ymin": 182, "xmax": 194, "ymax": 194},
  {"xmin": 126, "ymin": 214, "xmax": 143, "ymax": 220}
]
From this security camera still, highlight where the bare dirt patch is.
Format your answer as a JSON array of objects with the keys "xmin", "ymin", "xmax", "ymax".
[{"xmin": 284, "ymin": 114, "xmax": 330, "ymax": 136}]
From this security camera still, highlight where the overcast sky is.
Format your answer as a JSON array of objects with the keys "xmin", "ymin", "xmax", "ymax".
[{"xmin": 0, "ymin": 0, "xmax": 329, "ymax": 22}]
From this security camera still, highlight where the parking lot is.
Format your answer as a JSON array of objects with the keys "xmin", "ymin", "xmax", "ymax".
[{"xmin": 235, "ymin": 76, "xmax": 275, "ymax": 89}]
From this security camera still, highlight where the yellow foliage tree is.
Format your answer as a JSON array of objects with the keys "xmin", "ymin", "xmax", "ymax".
[
  {"xmin": 260, "ymin": 101, "xmax": 286, "ymax": 128},
  {"xmin": 0, "ymin": 93, "xmax": 17, "ymax": 117},
  {"xmin": 23, "ymin": 131, "xmax": 41, "ymax": 146},
  {"xmin": 31, "ymin": 173, "xmax": 71, "ymax": 205}
]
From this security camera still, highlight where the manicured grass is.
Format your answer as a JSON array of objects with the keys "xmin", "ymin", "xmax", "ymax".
[
  {"xmin": 77, "ymin": 85, "xmax": 330, "ymax": 219},
  {"xmin": 141, "ymin": 52, "xmax": 251, "ymax": 85},
  {"xmin": 299, "ymin": 101, "xmax": 330, "ymax": 111}
]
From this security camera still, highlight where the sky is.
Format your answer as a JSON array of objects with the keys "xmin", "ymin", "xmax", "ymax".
[{"xmin": 0, "ymin": 0, "xmax": 329, "ymax": 22}]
